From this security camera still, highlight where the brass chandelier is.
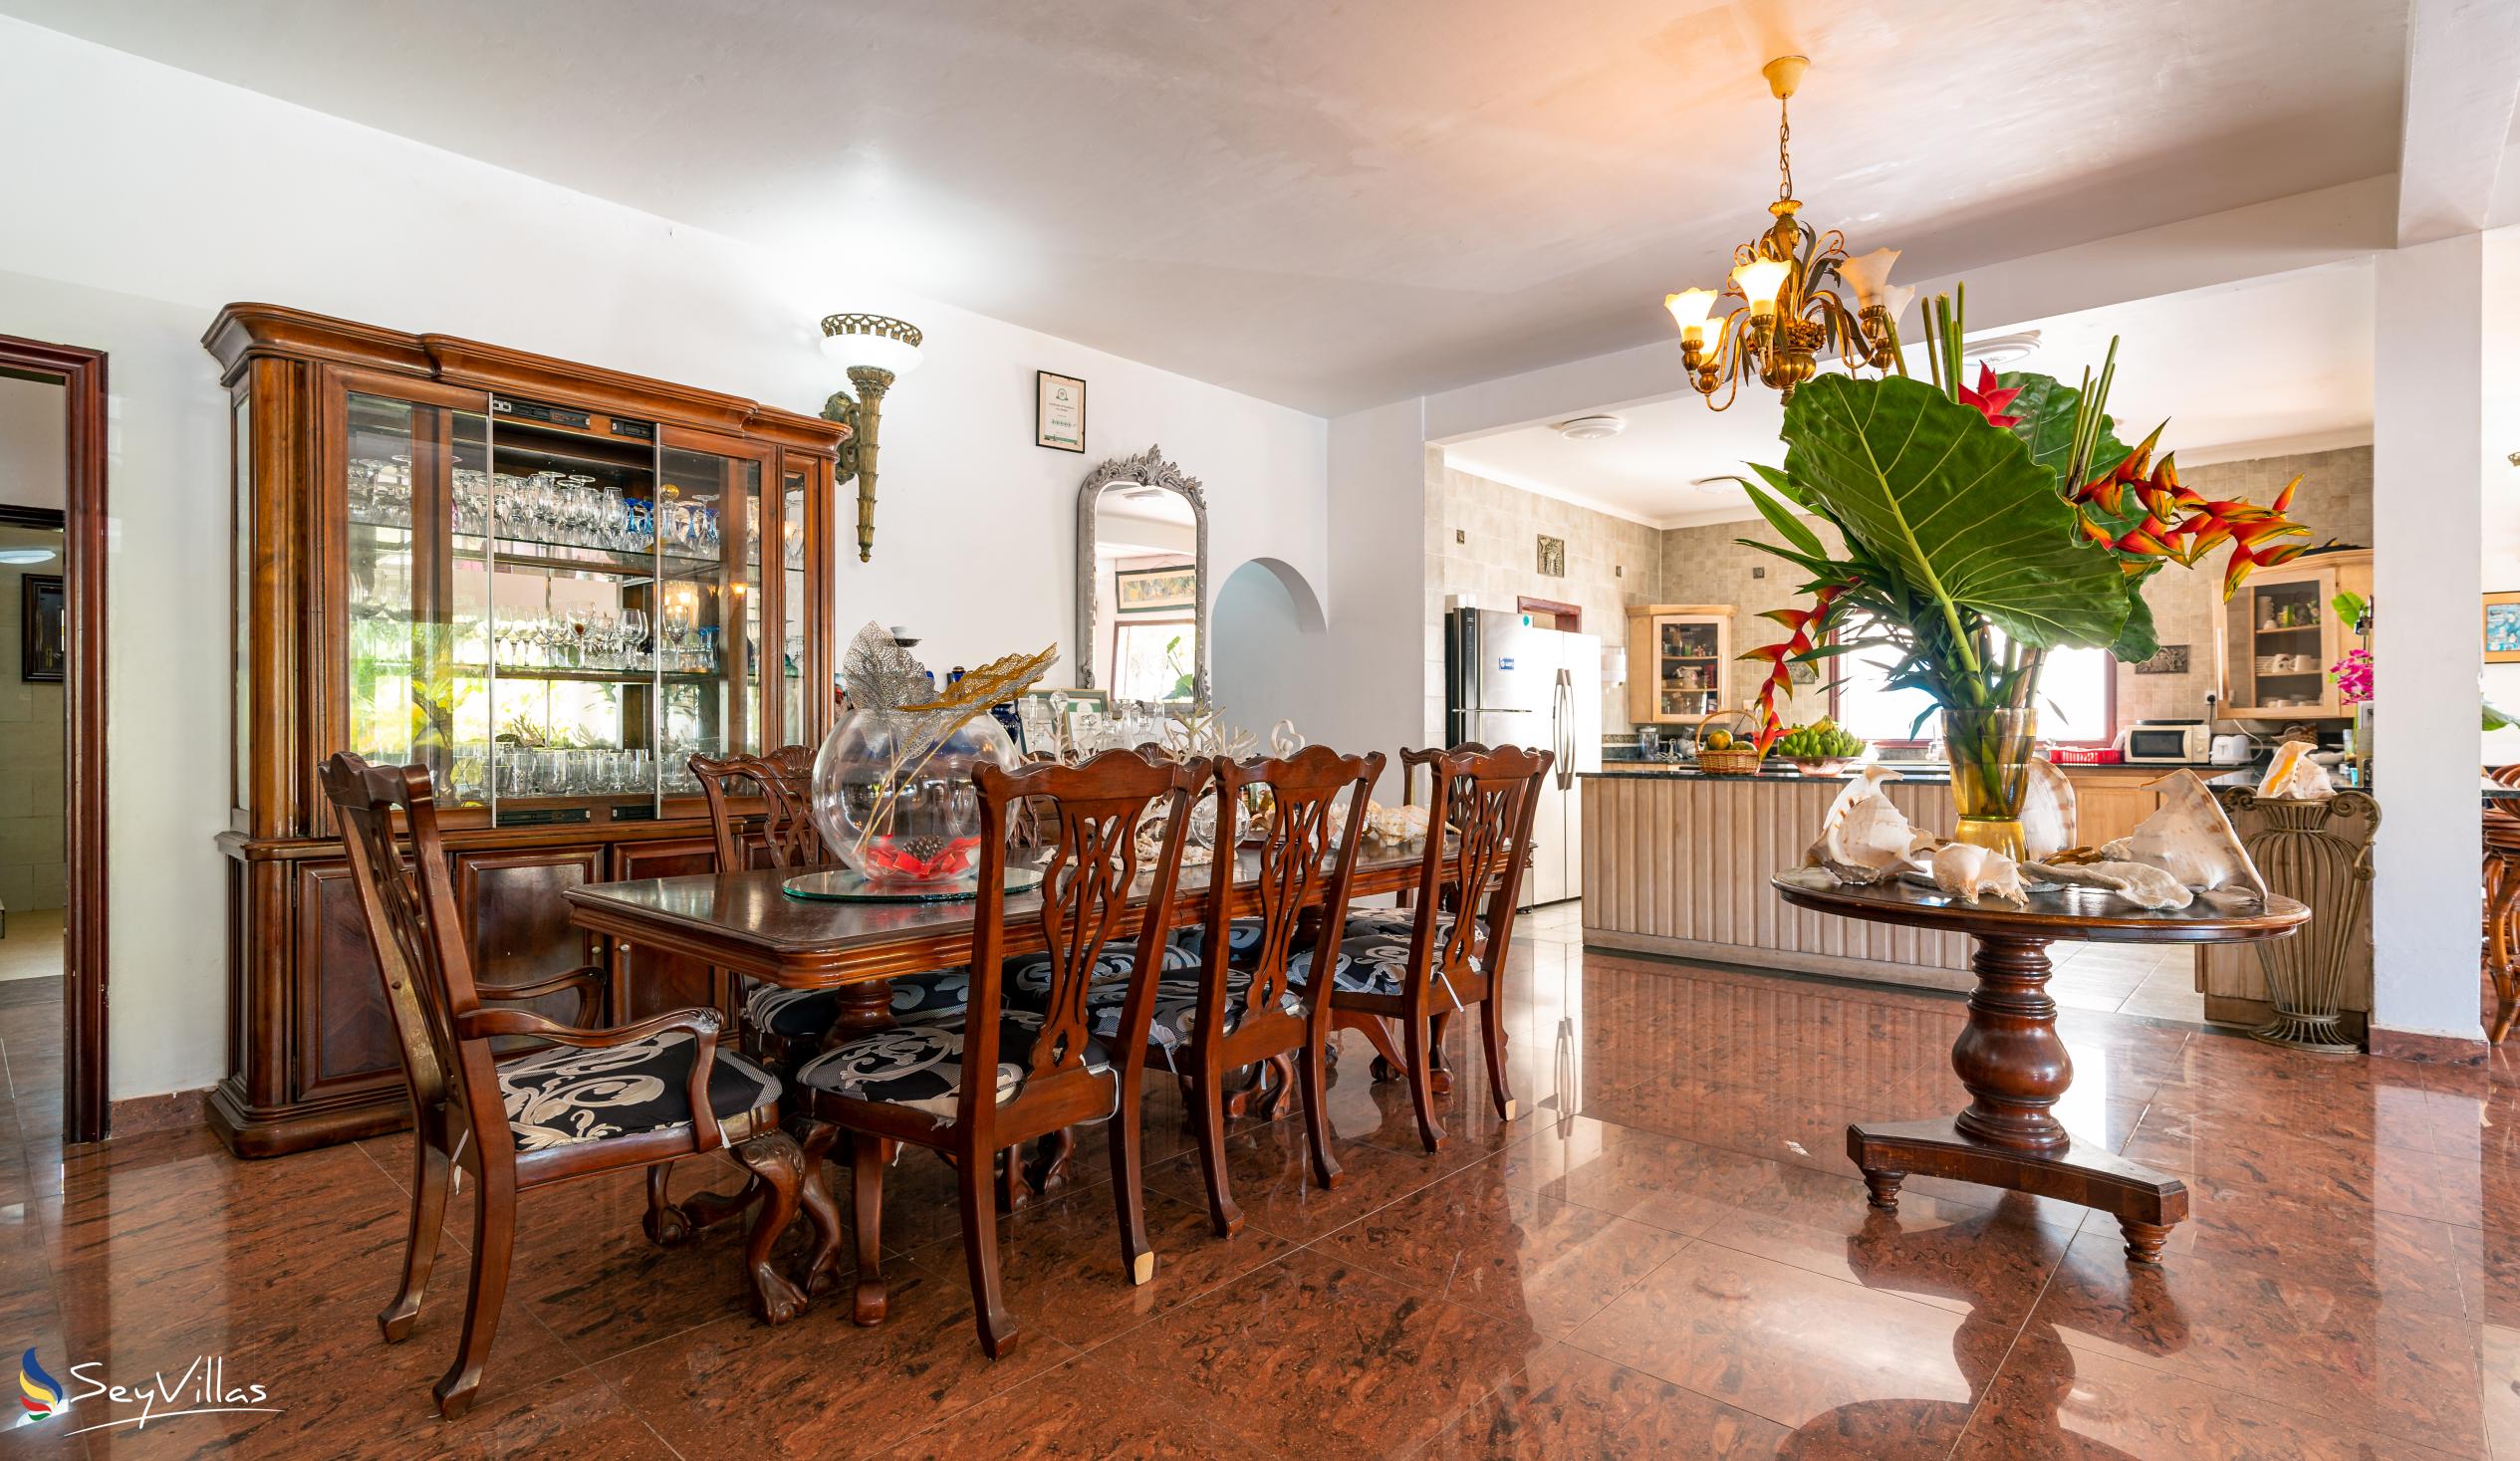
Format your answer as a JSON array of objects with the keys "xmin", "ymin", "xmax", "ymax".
[{"xmin": 1662, "ymin": 56, "xmax": 1909, "ymax": 410}]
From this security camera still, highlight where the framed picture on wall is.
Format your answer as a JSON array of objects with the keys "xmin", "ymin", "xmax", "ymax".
[
  {"xmin": 1036, "ymin": 370, "xmax": 1086, "ymax": 452},
  {"xmin": 1114, "ymin": 564, "xmax": 1197, "ymax": 614},
  {"xmin": 2487, "ymin": 592, "xmax": 2520, "ymax": 663},
  {"xmin": 20, "ymin": 574, "xmax": 63, "ymax": 683}
]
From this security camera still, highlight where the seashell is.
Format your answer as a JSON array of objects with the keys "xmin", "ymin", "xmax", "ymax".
[
  {"xmin": 2097, "ymin": 770, "xmax": 2268, "ymax": 903},
  {"xmin": 2024, "ymin": 858, "xmax": 2194, "ymax": 911},
  {"xmin": 1357, "ymin": 801, "xmax": 1429, "ymax": 844},
  {"xmin": 1930, "ymin": 843, "xmax": 2028, "ymax": 909},
  {"xmin": 2020, "ymin": 758, "xmax": 2078, "ymax": 861},
  {"xmin": 1806, "ymin": 767, "xmax": 1935, "ymax": 883},
  {"xmin": 2256, "ymin": 740, "xmax": 2333, "ymax": 801}
]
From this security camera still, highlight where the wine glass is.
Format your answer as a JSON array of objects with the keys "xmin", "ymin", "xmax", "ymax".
[{"xmin": 620, "ymin": 608, "xmax": 649, "ymax": 671}]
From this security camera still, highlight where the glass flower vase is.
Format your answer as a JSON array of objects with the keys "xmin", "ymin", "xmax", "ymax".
[
  {"xmin": 810, "ymin": 709, "xmax": 1018, "ymax": 888},
  {"xmin": 1941, "ymin": 706, "xmax": 2037, "ymax": 859}
]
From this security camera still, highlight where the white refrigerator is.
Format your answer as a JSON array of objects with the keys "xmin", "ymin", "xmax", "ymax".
[{"xmin": 1443, "ymin": 607, "xmax": 1602, "ymax": 906}]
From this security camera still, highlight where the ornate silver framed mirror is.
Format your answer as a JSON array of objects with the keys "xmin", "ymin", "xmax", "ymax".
[{"xmin": 1074, "ymin": 445, "xmax": 1208, "ymax": 706}]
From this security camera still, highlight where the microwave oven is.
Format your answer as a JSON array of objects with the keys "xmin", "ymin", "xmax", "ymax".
[{"xmin": 2118, "ymin": 721, "xmax": 2210, "ymax": 764}]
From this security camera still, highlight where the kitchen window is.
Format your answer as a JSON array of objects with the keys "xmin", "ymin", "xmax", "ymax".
[{"xmin": 1830, "ymin": 634, "xmax": 2116, "ymax": 746}]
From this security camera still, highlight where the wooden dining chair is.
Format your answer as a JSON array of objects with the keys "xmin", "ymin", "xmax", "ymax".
[
  {"xmin": 1328, "ymin": 744, "xmax": 1553, "ymax": 1151},
  {"xmin": 2485, "ymin": 765, "xmax": 2520, "ymax": 1042},
  {"xmin": 321, "ymin": 753, "xmax": 830, "ymax": 1419},
  {"xmin": 1161, "ymin": 746, "xmax": 1384, "ymax": 1236},
  {"xmin": 792, "ymin": 748, "xmax": 1207, "ymax": 1356},
  {"xmin": 691, "ymin": 750, "xmax": 970, "ymax": 1071}
]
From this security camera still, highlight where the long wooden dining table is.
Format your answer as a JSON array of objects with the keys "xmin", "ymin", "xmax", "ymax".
[{"xmin": 562, "ymin": 836, "xmax": 1442, "ymax": 1046}]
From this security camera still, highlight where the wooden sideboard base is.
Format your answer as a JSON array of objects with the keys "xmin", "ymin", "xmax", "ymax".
[
  {"xmin": 207, "ymin": 1079, "xmax": 407, "ymax": 1159},
  {"xmin": 1849, "ymin": 1116, "xmax": 2190, "ymax": 1261}
]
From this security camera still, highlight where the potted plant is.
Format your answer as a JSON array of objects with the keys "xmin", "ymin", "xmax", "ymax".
[{"xmin": 1734, "ymin": 290, "xmax": 2310, "ymax": 855}]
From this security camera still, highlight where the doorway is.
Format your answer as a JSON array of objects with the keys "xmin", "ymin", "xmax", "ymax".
[{"xmin": 0, "ymin": 340, "xmax": 108, "ymax": 1145}]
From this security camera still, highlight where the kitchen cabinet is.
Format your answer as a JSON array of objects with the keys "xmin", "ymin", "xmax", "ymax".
[
  {"xmin": 1624, "ymin": 605, "xmax": 1735, "ymax": 725},
  {"xmin": 2217, "ymin": 549, "xmax": 2371, "ymax": 721}
]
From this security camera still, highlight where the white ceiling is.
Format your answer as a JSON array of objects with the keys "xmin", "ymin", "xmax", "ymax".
[
  {"xmin": 0, "ymin": 0, "xmax": 2408, "ymax": 413},
  {"xmin": 1442, "ymin": 264, "xmax": 2377, "ymax": 529}
]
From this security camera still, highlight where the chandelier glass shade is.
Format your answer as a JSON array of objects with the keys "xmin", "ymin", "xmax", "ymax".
[{"xmin": 1664, "ymin": 57, "xmax": 1908, "ymax": 409}]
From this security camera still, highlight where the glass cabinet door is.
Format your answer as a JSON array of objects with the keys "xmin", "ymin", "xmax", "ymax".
[
  {"xmin": 778, "ymin": 462, "xmax": 811, "ymax": 746},
  {"xmin": 473, "ymin": 401, "xmax": 674, "ymax": 824},
  {"xmin": 658, "ymin": 440, "xmax": 765, "ymax": 782},
  {"xmin": 344, "ymin": 390, "xmax": 489, "ymax": 806},
  {"xmin": 1655, "ymin": 617, "xmax": 1724, "ymax": 719},
  {"xmin": 2233, "ymin": 570, "xmax": 2333, "ymax": 713}
]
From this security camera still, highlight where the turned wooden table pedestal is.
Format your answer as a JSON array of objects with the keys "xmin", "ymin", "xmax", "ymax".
[{"xmin": 1775, "ymin": 874, "xmax": 2309, "ymax": 1263}]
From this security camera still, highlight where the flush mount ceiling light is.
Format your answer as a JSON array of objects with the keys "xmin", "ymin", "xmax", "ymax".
[
  {"xmin": 1960, "ymin": 330, "xmax": 2043, "ymax": 368},
  {"xmin": 0, "ymin": 548, "xmax": 55, "ymax": 565},
  {"xmin": 1661, "ymin": 55, "xmax": 1910, "ymax": 411},
  {"xmin": 1556, "ymin": 414, "xmax": 1628, "ymax": 441}
]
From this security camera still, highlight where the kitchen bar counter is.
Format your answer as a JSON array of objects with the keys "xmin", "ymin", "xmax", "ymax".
[
  {"xmin": 1579, "ymin": 758, "xmax": 2293, "ymax": 995},
  {"xmin": 1580, "ymin": 770, "xmax": 1978, "ymax": 991}
]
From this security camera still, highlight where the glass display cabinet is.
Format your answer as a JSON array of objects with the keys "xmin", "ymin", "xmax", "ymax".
[
  {"xmin": 207, "ymin": 306, "xmax": 847, "ymax": 1155},
  {"xmin": 1624, "ymin": 605, "xmax": 1736, "ymax": 725}
]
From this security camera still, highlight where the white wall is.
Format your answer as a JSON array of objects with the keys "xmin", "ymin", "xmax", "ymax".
[
  {"xmin": 2373, "ymin": 236, "xmax": 2488, "ymax": 1041},
  {"xmin": 0, "ymin": 19, "xmax": 1330, "ymax": 1102},
  {"xmin": 1210, "ymin": 560, "xmax": 1324, "ymax": 736}
]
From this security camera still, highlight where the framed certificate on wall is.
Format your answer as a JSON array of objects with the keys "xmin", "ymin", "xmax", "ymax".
[{"xmin": 1036, "ymin": 370, "xmax": 1086, "ymax": 452}]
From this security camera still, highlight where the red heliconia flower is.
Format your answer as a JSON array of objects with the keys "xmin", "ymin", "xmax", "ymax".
[
  {"xmin": 1742, "ymin": 583, "xmax": 1852, "ymax": 755},
  {"xmin": 1958, "ymin": 363, "xmax": 2024, "ymax": 429}
]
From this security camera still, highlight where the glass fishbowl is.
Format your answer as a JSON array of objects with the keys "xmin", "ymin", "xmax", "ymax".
[{"xmin": 811, "ymin": 709, "xmax": 1019, "ymax": 885}]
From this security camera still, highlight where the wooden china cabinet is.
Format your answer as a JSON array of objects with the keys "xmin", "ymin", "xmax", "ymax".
[{"xmin": 205, "ymin": 306, "xmax": 849, "ymax": 1156}]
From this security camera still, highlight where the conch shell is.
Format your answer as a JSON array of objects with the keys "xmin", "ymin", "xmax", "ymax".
[
  {"xmin": 2098, "ymin": 770, "xmax": 2268, "ymax": 903},
  {"xmin": 1931, "ymin": 843, "xmax": 2028, "ymax": 909},
  {"xmin": 2020, "ymin": 758, "xmax": 2078, "ymax": 861},
  {"xmin": 2257, "ymin": 740, "xmax": 2333, "ymax": 801},
  {"xmin": 2025, "ymin": 858, "xmax": 2194, "ymax": 911},
  {"xmin": 1806, "ymin": 767, "xmax": 1935, "ymax": 883}
]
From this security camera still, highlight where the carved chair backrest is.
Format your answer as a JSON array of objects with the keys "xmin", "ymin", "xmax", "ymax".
[
  {"xmin": 691, "ymin": 746, "xmax": 828, "ymax": 871},
  {"xmin": 321, "ymin": 752, "xmax": 498, "ymax": 1146},
  {"xmin": 1404, "ymin": 744, "xmax": 1553, "ymax": 976},
  {"xmin": 964, "ymin": 750, "xmax": 1206, "ymax": 1120},
  {"xmin": 1202, "ymin": 747, "xmax": 1386, "ymax": 1028}
]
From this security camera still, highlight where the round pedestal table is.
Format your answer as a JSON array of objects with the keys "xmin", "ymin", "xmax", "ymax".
[{"xmin": 1774, "ymin": 873, "xmax": 2308, "ymax": 1264}]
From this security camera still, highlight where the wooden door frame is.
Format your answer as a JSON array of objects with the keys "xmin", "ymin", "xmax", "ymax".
[{"xmin": 0, "ymin": 336, "xmax": 108, "ymax": 1144}]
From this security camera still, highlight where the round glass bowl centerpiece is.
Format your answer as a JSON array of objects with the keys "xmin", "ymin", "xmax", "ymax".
[{"xmin": 810, "ymin": 709, "xmax": 1019, "ymax": 889}]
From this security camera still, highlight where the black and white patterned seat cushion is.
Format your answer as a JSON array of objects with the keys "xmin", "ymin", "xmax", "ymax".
[
  {"xmin": 1079, "ymin": 971, "xmax": 1308, "ymax": 1056},
  {"xmin": 1170, "ymin": 917, "xmax": 1354, "ymax": 985},
  {"xmin": 498, "ymin": 1031, "xmax": 781, "ymax": 1152},
  {"xmin": 1006, "ymin": 938, "xmax": 1195, "ymax": 1000},
  {"xmin": 1344, "ymin": 907, "xmax": 1490, "ymax": 944},
  {"xmin": 1331, "ymin": 912, "xmax": 1487, "ymax": 998},
  {"xmin": 744, "ymin": 967, "xmax": 969, "ymax": 1044},
  {"xmin": 794, "ymin": 1010, "xmax": 1111, "ymax": 1120}
]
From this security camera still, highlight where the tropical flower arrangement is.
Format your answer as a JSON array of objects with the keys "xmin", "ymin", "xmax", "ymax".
[
  {"xmin": 1732, "ymin": 287, "xmax": 2311, "ymax": 849},
  {"xmin": 2329, "ymin": 648, "xmax": 2373, "ymax": 709}
]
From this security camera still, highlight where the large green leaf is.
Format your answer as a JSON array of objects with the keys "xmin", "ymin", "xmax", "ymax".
[
  {"xmin": 1780, "ymin": 374, "xmax": 2131, "ymax": 651},
  {"xmin": 2112, "ymin": 586, "xmax": 2158, "ymax": 662},
  {"xmin": 1998, "ymin": 372, "xmax": 2131, "ymax": 487}
]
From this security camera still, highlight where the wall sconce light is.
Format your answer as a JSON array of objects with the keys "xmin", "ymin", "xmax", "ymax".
[{"xmin": 819, "ymin": 313, "xmax": 924, "ymax": 562}]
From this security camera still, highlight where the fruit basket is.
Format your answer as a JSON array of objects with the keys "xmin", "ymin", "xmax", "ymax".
[
  {"xmin": 1770, "ymin": 718, "xmax": 1868, "ymax": 776},
  {"xmin": 1692, "ymin": 708, "xmax": 1764, "ymax": 774}
]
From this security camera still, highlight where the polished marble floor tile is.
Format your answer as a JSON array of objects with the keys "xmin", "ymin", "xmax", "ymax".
[
  {"xmin": 1309, "ymin": 1159, "xmax": 1690, "ymax": 1337},
  {"xmin": 1563, "ymin": 1240, "xmax": 2011, "ymax": 1449},
  {"xmin": 1094, "ymin": 1248, "xmax": 1548, "ymax": 1456},
  {"xmin": 11, "ymin": 910, "xmax": 2519, "ymax": 1458},
  {"xmin": 1414, "ymin": 1341, "xmax": 1790, "ymax": 1459}
]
